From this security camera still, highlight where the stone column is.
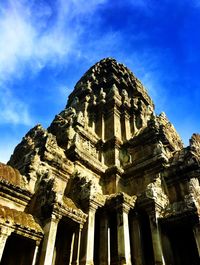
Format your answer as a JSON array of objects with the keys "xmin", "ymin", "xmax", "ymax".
[
  {"xmin": 32, "ymin": 241, "xmax": 40, "ymax": 265},
  {"xmin": 117, "ymin": 204, "xmax": 132, "ymax": 265},
  {"xmin": 39, "ymin": 214, "xmax": 61, "ymax": 265},
  {"xmin": 193, "ymin": 224, "xmax": 200, "ymax": 256},
  {"xmin": 0, "ymin": 227, "xmax": 12, "ymax": 262},
  {"xmin": 80, "ymin": 204, "xmax": 97, "ymax": 265},
  {"xmin": 149, "ymin": 214, "xmax": 165, "ymax": 265},
  {"xmin": 129, "ymin": 214, "xmax": 144, "ymax": 265},
  {"xmin": 125, "ymin": 112, "xmax": 131, "ymax": 140},
  {"xmin": 122, "ymin": 111, "xmax": 131, "ymax": 141},
  {"xmin": 113, "ymin": 107, "xmax": 121, "ymax": 140},
  {"xmin": 99, "ymin": 211, "xmax": 109, "ymax": 265},
  {"xmin": 69, "ymin": 232, "xmax": 76, "ymax": 265},
  {"xmin": 102, "ymin": 113, "xmax": 105, "ymax": 141},
  {"xmin": 72, "ymin": 224, "xmax": 82, "ymax": 265}
]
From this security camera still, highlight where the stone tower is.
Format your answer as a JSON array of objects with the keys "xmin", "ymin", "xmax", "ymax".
[{"xmin": 0, "ymin": 58, "xmax": 200, "ymax": 265}]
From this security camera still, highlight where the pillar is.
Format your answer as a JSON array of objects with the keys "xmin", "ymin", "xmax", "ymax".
[
  {"xmin": 117, "ymin": 204, "xmax": 132, "ymax": 265},
  {"xmin": 0, "ymin": 227, "xmax": 12, "ymax": 262},
  {"xmin": 193, "ymin": 224, "xmax": 200, "ymax": 256},
  {"xmin": 125, "ymin": 112, "xmax": 131, "ymax": 140},
  {"xmin": 32, "ymin": 241, "xmax": 40, "ymax": 265},
  {"xmin": 149, "ymin": 214, "xmax": 165, "ymax": 265},
  {"xmin": 69, "ymin": 232, "xmax": 75, "ymax": 264},
  {"xmin": 72, "ymin": 224, "xmax": 82, "ymax": 265},
  {"xmin": 80, "ymin": 204, "xmax": 97, "ymax": 265},
  {"xmin": 99, "ymin": 211, "xmax": 109, "ymax": 265},
  {"xmin": 122, "ymin": 111, "xmax": 131, "ymax": 141},
  {"xmin": 102, "ymin": 112, "xmax": 105, "ymax": 141},
  {"xmin": 39, "ymin": 214, "xmax": 61, "ymax": 265}
]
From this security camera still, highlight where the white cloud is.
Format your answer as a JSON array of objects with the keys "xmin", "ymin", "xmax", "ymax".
[
  {"xmin": 0, "ymin": 0, "xmax": 108, "ymax": 126},
  {"xmin": 0, "ymin": 0, "xmax": 108, "ymax": 80},
  {"xmin": 0, "ymin": 1, "xmax": 68, "ymax": 79},
  {"xmin": 0, "ymin": 83, "xmax": 32, "ymax": 125}
]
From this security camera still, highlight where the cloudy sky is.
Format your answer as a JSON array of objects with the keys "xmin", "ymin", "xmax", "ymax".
[{"xmin": 1, "ymin": 0, "xmax": 200, "ymax": 162}]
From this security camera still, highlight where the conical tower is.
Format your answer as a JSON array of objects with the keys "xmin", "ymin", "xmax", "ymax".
[
  {"xmin": 67, "ymin": 57, "xmax": 154, "ymax": 141},
  {"xmin": 48, "ymin": 58, "xmax": 183, "ymax": 195}
]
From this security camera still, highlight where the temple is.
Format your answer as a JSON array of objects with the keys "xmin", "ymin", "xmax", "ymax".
[{"xmin": 0, "ymin": 58, "xmax": 200, "ymax": 265}]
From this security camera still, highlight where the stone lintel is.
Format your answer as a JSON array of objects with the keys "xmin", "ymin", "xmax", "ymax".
[
  {"xmin": 106, "ymin": 192, "xmax": 136, "ymax": 213},
  {"xmin": 88, "ymin": 194, "xmax": 106, "ymax": 212},
  {"xmin": 0, "ymin": 221, "xmax": 43, "ymax": 243},
  {"xmin": 160, "ymin": 206, "xmax": 199, "ymax": 228},
  {"xmin": 163, "ymin": 168, "xmax": 200, "ymax": 186},
  {"xmin": 51, "ymin": 167, "xmax": 71, "ymax": 182},
  {"xmin": 53, "ymin": 202, "xmax": 87, "ymax": 225},
  {"xmin": 11, "ymin": 227, "xmax": 43, "ymax": 242},
  {"xmin": 123, "ymin": 154, "xmax": 166, "ymax": 179},
  {"xmin": 0, "ymin": 205, "xmax": 43, "ymax": 240},
  {"xmin": 76, "ymin": 125, "xmax": 100, "ymax": 144},
  {"xmin": 127, "ymin": 128, "xmax": 158, "ymax": 148},
  {"xmin": 66, "ymin": 146, "xmax": 106, "ymax": 175},
  {"xmin": 0, "ymin": 180, "xmax": 32, "ymax": 205}
]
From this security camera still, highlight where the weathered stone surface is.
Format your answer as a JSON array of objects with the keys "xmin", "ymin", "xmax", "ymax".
[
  {"xmin": 0, "ymin": 58, "xmax": 200, "ymax": 265},
  {"xmin": 0, "ymin": 162, "xmax": 27, "ymax": 189}
]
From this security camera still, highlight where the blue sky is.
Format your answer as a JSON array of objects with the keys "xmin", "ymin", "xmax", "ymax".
[{"xmin": 0, "ymin": 0, "xmax": 200, "ymax": 162}]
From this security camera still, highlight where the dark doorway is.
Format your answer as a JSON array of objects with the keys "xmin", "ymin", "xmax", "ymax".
[
  {"xmin": 109, "ymin": 211, "xmax": 118, "ymax": 265},
  {"xmin": 54, "ymin": 218, "xmax": 75, "ymax": 265},
  {"xmin": 138, "ymin": 210, "xmax": 155, "ymax": 265},
  {"xmin": 169, "ymin": 225, "xmax": 199, "ymax": 265},
  {"xmin": 1, "ymin": 233, "xmax": 35, "ymax": 265}
]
